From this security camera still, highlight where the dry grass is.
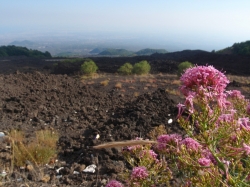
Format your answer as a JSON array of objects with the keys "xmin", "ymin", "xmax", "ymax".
[
  {"xmin": 171, "ymin": 80, "xmax": 181, "ymax": 85},
  {"xmin": 115, "ymin": 82, "xmax": 122, "ymax": 89},
  {"xmin": 227, "ymin": 74, "xmax": 250, "ymax": 84},
  {"xmin": 134, "ymin": 92, "xmax": 139, "ymax": 97},
  {"xmin": 93, "ymin": 140, "xmax": 156, "ymax": 149},
  {"xmin": 128, "ymin": 86, "xmax": 136, "ymax": 90},
  {"xmin": 9, "ymin": 129, "xmax": 58, "ymax": 167},
  {"xmin": 148, "ymin": 79, "xmax": 156, "ymax": 83},
  {"xmin": 148, "ymin": 125, "xmax": 167, "ymax": 140},
  {"xmin": 100, "ymin": 80, "xmax": 109, "ymax": 86},
  {"xmin": 241, "ymin": 86, "xmax": 250, "ymax": 93},
  {"xmin": 165, "ymin": 88, "xmax": 182, "ymax": 97}
]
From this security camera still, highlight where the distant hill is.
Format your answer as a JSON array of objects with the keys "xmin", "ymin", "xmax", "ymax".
[
  {"xmin": 89, "ymin": 48, "xmax": 105, "ymax": 54},
  {"xmin": 0, "ymin": 45, "xmax": 52, "ymax": 58},
  {"xmin": 98, "ymin": 49, "xmax": 134, "ymax": 56},
  {"xmin": 97, "ymin": 48, "xmax": 167, "ymax": 56},
  {"xmin": 135, "ymin": 48, "xmax": 167, "ymax": 55},
  {"xmin": 217, "ymin": 40, "xmax": 250, "ymax": 55},
  {"xmin": 9, "ymin": 40, "xmax": 36, "ymax": 46}
]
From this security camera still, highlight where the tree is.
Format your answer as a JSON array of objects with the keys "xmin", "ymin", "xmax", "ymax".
[
  {"xmin": 177, "ymin": 61, "xmax": 194, "ymax": 77},
  {"xmin": 132, "ymin": 60, "xmax": 151, "ymax": 75},
  {"xmin": 118, "ymin": 62, "xmax": 133, "ymax": 75},
  {"xmin": 80, "ymin": 59, "xmax": 98, "ymax": 75}
]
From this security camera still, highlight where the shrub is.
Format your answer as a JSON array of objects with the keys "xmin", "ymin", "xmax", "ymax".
[
  {"xmin": 177, "ymin": 61, "xmax": 194, "ymax": 77},
  {"xmin": 80, "ymin": 59, "xmax": 98, "ymax": 75},
  {"xmin": 118, "ymin": 62, "xmax": 133, "ymax": 75},
  {"xmin": 132, "ymin": 60, "xmax": 151, "ymax": 75}
]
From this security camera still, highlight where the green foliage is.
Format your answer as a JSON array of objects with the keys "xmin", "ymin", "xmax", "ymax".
[
  {"xmin": 99, "ymin": 49, "xmax": 134, "ymax": 56},
  {"xmin": 177, "ymin": 61, "xmax": 194, "ymax": 77},
  {"xmin": 132, "ymin": 60, "xmax": 151, "ymax": 75},
  {"xmin": 118, "ymin": 62, "xmax": 133, "ymax": 75},
  {"xmin": 217, "ymin": 40, "xmax": 250, "ymax": 55},
  {"xmin": 98, "ymin": 48, "xmax": 167, "ymax": 56},
  {"xmin": 80, "ymin": 59, "xmax": 98, "ymax": 75},
  {"xmin": 135, "ymin": 48, "xmax": 167, "ymax": 55},
  {"xmin": 0, "ymin": 45, "xmax": 52, "ymax": 58}
]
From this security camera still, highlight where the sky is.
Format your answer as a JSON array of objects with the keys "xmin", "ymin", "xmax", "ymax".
[{"xmin": 0, "ymin": 0, "xmax": 250, "ymax": 51}]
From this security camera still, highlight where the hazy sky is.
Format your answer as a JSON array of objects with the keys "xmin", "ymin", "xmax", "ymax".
[{"xmin": 1, "ymin": 0, "xmax": 250, "ymax": 51}]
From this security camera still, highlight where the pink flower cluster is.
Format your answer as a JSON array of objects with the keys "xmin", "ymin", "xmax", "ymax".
[
  {"xmin": 201, "ymin": 149, "xmax": 217, "ymax": 165},
  {"xmin": 139, "ymin": 149, "xmax": 158, "ymax": 160},
  {"xmin": 180, "ymin": 137, "xmax": 201, "ymax": 152},
  {"xmin": 246, "ymin": 103, "xmax": 250, "ymax": 115},
  {"xmin": 238, "ymin": 117, "xmax": 250, "ymax": 130},
  {"xmin": 227, "ymin": 90, "xmax": 245, "ymax": 100},
  {"xmin": 156, "ymin": 134, "xmax": 182, "ymax": 152},
  {"xmin": 180, "ymin": 65, "xmax": 229, "ymax": 97},
  {"xmin": 131, "ymin": 166, "xmax": 149, "ymax": 181},
  {"xmin": 106, "ymin": 180, "xmax": 124, "ymax": 187},
  {"xmin": 198, "ymin": 157, "xmax": 211, "ymax": 166}
]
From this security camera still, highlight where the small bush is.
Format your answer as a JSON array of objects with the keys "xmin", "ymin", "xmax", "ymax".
[
  {"xmin": 177, "ymin": 61, "xmax": 194, "ymax": 77},
  {"xmin": 133, "ymin": 60, "xmax": 151, "ymax": 75},
  {"xmin": 118, "ymin": 62, "xmax": 133, "ymax": 75},
  {"xmin": 80, "ymin": 59, "xmax": 98, "ymax": 75}
]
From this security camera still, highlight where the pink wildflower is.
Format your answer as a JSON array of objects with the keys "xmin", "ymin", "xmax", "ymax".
[
  {"xmin": 177, "ymin": 103, "xmax": 185, "ymax": 118},
  {"xmin": 198, "ymin": 157, "xmax": 211, "ymax": 166},
  {"xmin": 217, "ymin": 93, "xmax": 231, "ymax": 109},
  {"xmin": 126, "ymin": 137, "xmax": 143, "ymax": 151},
  {"xmin": 180, "ymin": 65, "xmax": 229, "ymax": 96},
  {"xmin": 202, "ymin": 149, "xmax": 217, "ymax": 165},
  {"xmin": 106, "ymin": 180, "xmax": 124, "ymax": 187},
  {"xmin": 139, "ymin": 150, "xmax": 158, "ymax": 160},
  {"xmin": 156, "ymin": 134, "xmax": 182, "ymax": 151},
  {"xmin": 228, "ymin": 90, "xmax": 245, "ymax": 99},
  {"xmin": 246, "ymin": 103, "xmax": 250, "ymax": 115},
  {"xmin": 217, "ymin": 113, "xmax": 234, "ymax": 124},
  {"xmin": 131, "ymin": 166, "xmax": 149, "ymax": 181},
  {"xmin": 180, "ymin": 137, "xmax": 201, "ymax": 152},
  {"xmin": 184, "ymin": 94, "xmax": 195, "ymax": 113},
  {"xmin": 243, "ymin": 143, "xmax": 250, "ymax": 155},
  {"xmin": 238, "ymin": 117, "xmax": 250, "ymax": 130}
]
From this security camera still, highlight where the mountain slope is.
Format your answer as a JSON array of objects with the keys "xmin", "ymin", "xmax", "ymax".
[
  {"xmin": 136, "ymin": 48, "xmax": 167, "ymax": 55},
  {"xmin": 217, "ymin": 40, "xmax": 250, "ymax": 55},
  {"xmin": 0, "ymin": 45, "xmax": 52, "ymax": 58}
]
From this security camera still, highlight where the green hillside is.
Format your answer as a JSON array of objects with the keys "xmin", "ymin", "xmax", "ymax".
[
  {"xmin": 98, "ymin": 48, "xmax": 167, "ymax": 56},
  {"xmin": 135, "ymin": 48, "xmax": 167, "ymax": 55},
  {"xmin": 98, "ymin": 49, "xmax": 134, "ymax": 56},
  {"xmin": 0, "ymin": 45, "xmax": 52, "ymax": 58},
  {"xmin": 217, "ymin": 40, "xmax": 250, "ymax": 55}
]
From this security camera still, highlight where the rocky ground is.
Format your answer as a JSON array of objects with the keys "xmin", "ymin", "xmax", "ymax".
[{"xmin": 0, "ymin": 53, "xmax": 250, "ymax": 186}]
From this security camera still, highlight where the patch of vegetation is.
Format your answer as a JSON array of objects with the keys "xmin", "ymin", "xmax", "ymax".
[
  {"xmin": 9, "ymin": 129, "xmax": 58, "ymax": 166},
  {"xmin": 177, "ymin": 61, "xmax": 194, "ymax": 77},
  {"xmin": 217, "ymin": 40, "xmax": 250, "ymax": 55},
  {"xmin": 135, "ymin": 48, "xmax": 167, "ymax": 55},
  {"xmin": 117, "ymin": 62, "xmax": 133, "ymax": 75},
  {"xmin": 0, "ymin": 45, "xmax": 52, "ymax": 58},
  {"xmin": 99, "ymin": 48, "xmax": 134, "ymax": 56},
  {"xmin": 132, "ymin": 60, "xmax": 151, "ymax": 75},
  {"xmin": 81, "ymin": 59, "xmax": 98, "ymax": 75},
  {"xmin": 98, "ymin": 48, "xmax": 167, "ymax": 56}
]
